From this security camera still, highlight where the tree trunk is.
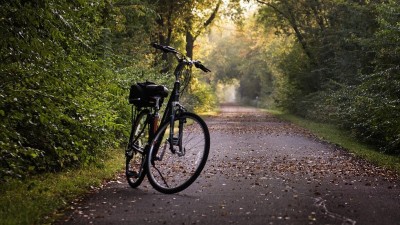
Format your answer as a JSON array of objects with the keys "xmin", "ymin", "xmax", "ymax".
[
  {"xmin": 185, "ymin": 0, "xmax": 221, "ymax": 59},
  {"xmin": 186, "ymin": 30, "xmax": 194, "ymax": 59}
]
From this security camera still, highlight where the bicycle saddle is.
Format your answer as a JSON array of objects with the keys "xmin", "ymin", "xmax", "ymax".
[{"xmin": 129, "ymin": 81, "xmax": 169, "ymax": 107}]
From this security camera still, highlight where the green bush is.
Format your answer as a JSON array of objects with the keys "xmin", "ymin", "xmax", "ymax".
[
  {"xmin": 258, "ymin": 1, "xmax": 399, "ymax": 154},
  {"xmin": 0, "ymin": 0, "xmax": 128, "ymax": 180}
]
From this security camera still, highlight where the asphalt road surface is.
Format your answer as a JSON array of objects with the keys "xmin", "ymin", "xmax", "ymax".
[{"xmin": 57, "ymin": 105, "xmax": 400, "ymax": 225}]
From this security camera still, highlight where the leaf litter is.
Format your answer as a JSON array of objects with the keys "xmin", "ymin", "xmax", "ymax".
[{"xmin": 58, "ymin": 105, "xmax": 400, "ymax": 225}]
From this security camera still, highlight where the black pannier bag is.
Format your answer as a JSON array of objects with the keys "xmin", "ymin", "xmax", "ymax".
[{"xmin": 129, "ymin": 81, "xmax": 169, "ymax": 108}]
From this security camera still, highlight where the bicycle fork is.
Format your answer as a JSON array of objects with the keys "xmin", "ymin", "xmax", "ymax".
[{"xmin": 156, "ymin": 112, "xmax": 185, "ymax": 161}]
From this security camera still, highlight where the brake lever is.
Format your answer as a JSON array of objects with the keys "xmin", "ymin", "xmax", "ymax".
[{"xmin": 194, "ymin": 61, "xmax": 211, "ymax": 72}]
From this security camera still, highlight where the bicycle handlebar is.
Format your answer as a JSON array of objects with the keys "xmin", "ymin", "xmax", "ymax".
[
  {"xmin": 193, "ymin": 60, "xmax": 211, "ymax": 73},
  {"xmin": 151, "ymin": 43, "xmax": 211, "ymax": 73},
  {"xmin": 151, "ymin": 43, "xmax": 178, "ymax": 54}
]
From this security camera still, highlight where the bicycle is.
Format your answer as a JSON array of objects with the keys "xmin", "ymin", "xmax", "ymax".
[{"xmin": 125, "ymin": 43, "xmax": 211, "ymax": 194}]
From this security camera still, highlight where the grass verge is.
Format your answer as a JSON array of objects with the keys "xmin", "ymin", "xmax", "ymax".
[
  {"xmin": 268, "ymin": 110, "xmax": 400, "ymax": 174},
  {"xmin": 0, "ymin": 149, "xmax": 124, "ymax": 225}
]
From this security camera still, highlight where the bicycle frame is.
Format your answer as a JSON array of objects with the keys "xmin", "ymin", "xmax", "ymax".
[
  {"xmin": 126, "ymin": 43, "xmax": 211, "ymax": 193},
  {"xmin": 131, "ymin": 43, "xmax": 210, "ymax": 158},
  {"xmin": 129, "ymin": 66, "xmax": 182, "ymax": 151},
  {"xmin": 153, "ymin": 58, "xmax": 188, "ymax": 153}
]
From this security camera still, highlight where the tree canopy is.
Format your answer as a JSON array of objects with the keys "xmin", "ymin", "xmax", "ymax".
[{"xmin": 254, "ymin": 0, "xmax": 400, "ymax": 154}]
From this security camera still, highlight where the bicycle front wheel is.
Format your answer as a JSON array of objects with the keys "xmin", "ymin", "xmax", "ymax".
[
  {"xmin": 126, "ymin": 109, "xmax": 149, "ymax": 188},
  {"xmin": 146, "ymin": 112, "xmax": 210, "ymax": 194}
]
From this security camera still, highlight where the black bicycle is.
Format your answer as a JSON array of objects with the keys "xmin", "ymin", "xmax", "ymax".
[{"xmin": 125, "ymin": 43, "xmax": 211, "ymax": 194}]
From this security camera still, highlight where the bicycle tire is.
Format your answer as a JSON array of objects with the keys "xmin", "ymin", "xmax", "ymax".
[
  {"xmin": 146, "ymin": 112, "xmax": 210, "ymax": 194},
  {"xmin": 126, "ymin": 109, "xmax": 149, "ymax": 188}
]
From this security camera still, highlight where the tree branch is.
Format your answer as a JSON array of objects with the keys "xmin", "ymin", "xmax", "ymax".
[
  {"xmin": 194, "ymin": 0, "xmax": 222, "ymax": 39},
  {"xmin": 256, "ymin": 0, "xmax": 314, "ymax": 60}
]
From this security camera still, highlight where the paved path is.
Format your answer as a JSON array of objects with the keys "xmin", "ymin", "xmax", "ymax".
[{"xmin": 57, "ymin": 105, "xmax": 400, "ymax": 225}]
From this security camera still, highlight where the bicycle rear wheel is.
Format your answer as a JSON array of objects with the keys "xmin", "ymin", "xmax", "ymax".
[
  {"xmin": 126, "ymin": 109, "xmax": 149, "ymax": 188},
  {"xmin": 146, "ymin": 112, "xmax": 210, "ymax": 194}
]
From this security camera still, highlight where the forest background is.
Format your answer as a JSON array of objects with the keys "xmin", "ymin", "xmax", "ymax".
[{"xmin": 1, "ymin": 0, "xmax": 399, "ymax": 181}]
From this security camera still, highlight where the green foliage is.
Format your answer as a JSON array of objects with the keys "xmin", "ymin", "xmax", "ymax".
[
  {"xmin": 0, "ymin": 0, "xmax": 114, "ymax": 179},
  {"xmin": 183, "ymin": 76, "xmax": 218, "ymax": 113},
  {"xmin": 327, "ymin": 1, "xmax": 400, "ymax": 154},
  {"xmin": 0, "ymin": 0, "xmax": 217, "ymax": 181},
  {"xmin": 0, "ymin": 0, "xmax": 158, "ymax": 180},
  {"xmin": 272, "ymin": 41, "xmax": 312, "ymax": 114},
  {"xmin": 256, "ymin": 0, "xmax": 400, "ymax": 154},
  {"xmin": 329, "ymin": 71, "xmax": 400, "ymax": 154}
]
